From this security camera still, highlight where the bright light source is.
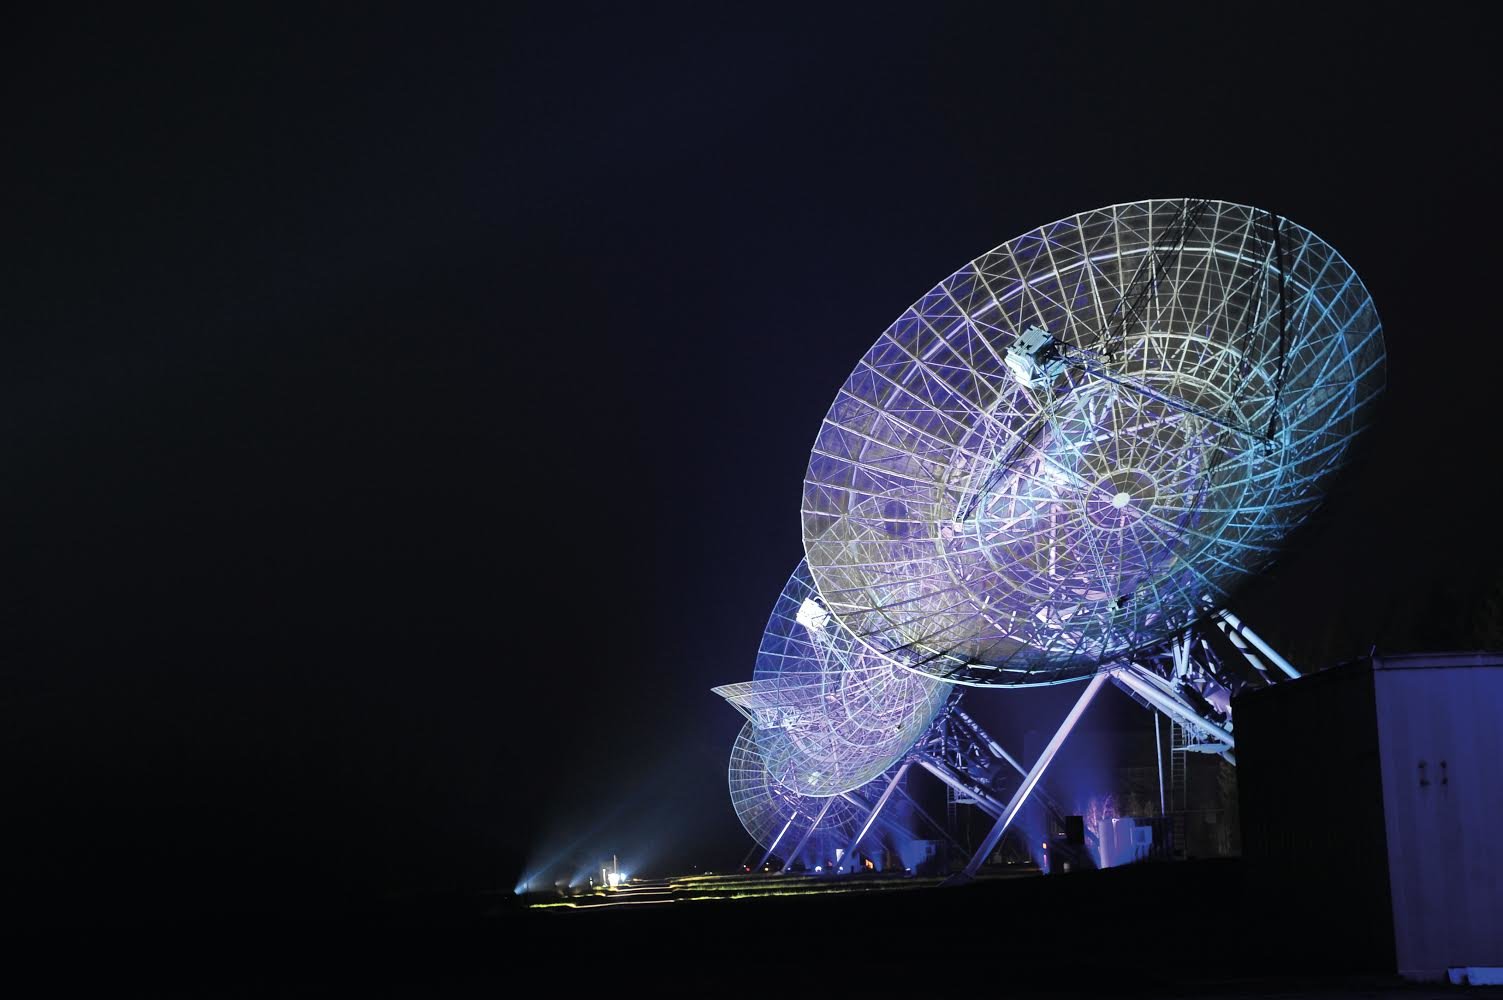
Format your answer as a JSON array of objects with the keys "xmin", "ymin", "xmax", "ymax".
[{"xmin": 606, "ymin": 871, "xmax": 622, "ymax": 888}]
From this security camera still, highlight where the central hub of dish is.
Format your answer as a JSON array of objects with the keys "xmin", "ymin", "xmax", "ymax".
[{"xmin": 945, "ymin": 372, "xmax": 1221, "ymax": 624}]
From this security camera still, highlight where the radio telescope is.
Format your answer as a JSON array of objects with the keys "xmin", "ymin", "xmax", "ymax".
[
  {"xmin": 802, "ymin": 199, "xmax": 1384, "ymax": 685},
  {"xmin": 714, "ymin": 561, "xmax": 948, "ymax": 797},
  {"xmin": 718, "ymin": 199, "xmax": 1384, "ymax": 879}
]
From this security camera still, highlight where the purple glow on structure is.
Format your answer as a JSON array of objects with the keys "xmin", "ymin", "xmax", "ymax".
[
  {"xmin": 713, "ymin": 561, "xmax": 948, "ymax": 797},
  {"xmin": 801, "ymin": 199, "xmax": 1385, "ymax": 685}
]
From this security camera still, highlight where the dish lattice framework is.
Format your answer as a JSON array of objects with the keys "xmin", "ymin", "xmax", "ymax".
[
  {"xmin": 726, "ymin": 721, "xmax": 868, "ymax": 860},
  {"xmin": 803, "ymin": 199, "xmax": 1385, "ymax": 686},
  {"xmin": 714, "ymin": 560, "xmax": 949, "ymax": 797}
]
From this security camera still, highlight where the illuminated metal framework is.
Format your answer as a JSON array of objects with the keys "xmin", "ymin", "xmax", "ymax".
[
  {"xmin": 912, "ymin": 701, "xmax": 1095, "ymax": 852},
  {"xmin": 802, "ymin": 199, "xmax": 1384, "ymax": 686},
  {"xmin": 728, "ymin": 721, "xmax": 876, "ymax": 871},
  {"xmin": 726, "ymin": 689, "xmax": 1102, "ymax": 874},
  {"xmin": 718, "ymin": 561, "xmax": 950, "ymax": 869},
  {"xmin": 718, "ymin": 199, "xmax": 1384, "ymax": 878},
  {"xmin": 715, "ymin": 561, "xmax": 949, "ymax": 797}
]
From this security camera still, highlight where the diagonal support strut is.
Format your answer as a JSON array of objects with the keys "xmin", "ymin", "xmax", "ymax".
[
  {"xmin": 839, "ymin": 763, "xmax": 909, "ymax": 872},
  {"xmin": 956, "ymin": 671, "xmax": 1110, "ymax": 880},
  {"xmin": 778, "ymin": 796, "xmax": 833, "ymax": 873}
]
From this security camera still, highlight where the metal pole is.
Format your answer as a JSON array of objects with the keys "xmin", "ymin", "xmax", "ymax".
[
  {"xmin": 1172, "ymin": 634, "xmax": 1191, "ymax": 679},
  {"xmin": 756, "ymin": 812, "xmax": 797, "ymax": 872},
  {"xmin": 840, "ymin": 763, "xmax": 908, "ymax": 872},
  {"xmin": 839, "ymin": 785, "xmax": 963, "ymax": 854},
  {"xmin": 1215, "ymin": 609, "xmax": 1299, "ymax": 679},
  {"xmin": 1215, "ymin": 617, "xmax": 1271, "ymax": 679},
  {"xmin": 779, "ymin": 797, "xmax": 832, "ymax": 873},
  {"xmin": 944, "ymin": 709, "xmax": 1081, "ymax": 833},
  {"xmin": 960, "ymin": 671, "xmax": 1109, "ymax": 879},
  {"xmin": 914, "ymin": 758, "xmax": 1004, "ymax": 817},
  {"xmin": 1114, "ymin": 665, "xmax": 1236, "ymax": 749},
  {"xmin": 1155, "ymin": 712, "xmax": 1166, "ymax": 815}
]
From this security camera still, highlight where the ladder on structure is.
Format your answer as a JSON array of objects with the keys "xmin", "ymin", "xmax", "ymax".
[{"xmin": 1169, "ymin": 721, "xmax": 1189, "ymax": 858}]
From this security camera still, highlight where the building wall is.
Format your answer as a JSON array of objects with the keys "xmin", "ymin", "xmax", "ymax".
[
  {"xmin": 1234, "ymin": 660, "xmax": 1396, "ymax": 972},
  {"xmin": 1371, "ymin": 653, "xmax": 1503, "ymax": 980},
  {"xmin": 1235, "ymin": 652, "xmax": 1503, "ymax": 979}
]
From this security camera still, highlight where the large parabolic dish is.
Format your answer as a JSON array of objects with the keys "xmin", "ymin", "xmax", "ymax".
[
  {"xmin": 727, "ymin": 721, "xmax": 867, "ymax": 859},
  {"xmin": 803, "ymin": 199, "xmax": 1385, "ymax": 686},
  {"xmin": 714, "ymin": 561, "xmax": 949, "ymax": 796}
]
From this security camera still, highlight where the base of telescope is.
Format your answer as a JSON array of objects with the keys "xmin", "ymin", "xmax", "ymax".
[
  {"xmin": 946, "ymin": 607, "xmax": 1296, "ymax": 878},
  {"xmin": 740, "ymin": 607, "xmax": 1298, "ymax": 877}
]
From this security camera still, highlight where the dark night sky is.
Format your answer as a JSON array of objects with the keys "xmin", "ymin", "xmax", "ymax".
[{"xmin": 5, "ymin": 4, "xmax": 1498, "ymax": 918}]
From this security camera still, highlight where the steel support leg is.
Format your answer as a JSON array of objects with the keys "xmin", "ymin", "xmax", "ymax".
[
  {"xmin": 838, "ymin": 786, "xmax": 957, "ymax": 859},
  {"xmin": 1215, "ymin": 608, "xmax": 1299, "ymax": 679},
  {"xmin": 1155, "ymin": 712, "xmax": 1166, "ymax": 815},
  {"xmin": 914, "ymin": 758, "xmax": 1004, "ymax": 817},
  {"xmin": 959, "ymin": 671, "xmax": 1109, "ymax": 879},
  {"xmin": 946, "ymin": 709, "xmax": 1079, "ymax": 826},
  {"xmin": 1216, "ymin": 617, "xmax": 1271, "ymax": 680},
  {"xmin": 840, "ymin": 763, "xmax": 908, "ymax": 872},
  {"xmin": 756, "ymin": 812, "xmax": 797, "ymax": 872},
  {"xmin": 778, "ymin": 797, "xmax": 832, "ymax": 873},
  {"xmin": 1114, "ymin": 663, "xmax": 1236, "ymax": 749}
]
